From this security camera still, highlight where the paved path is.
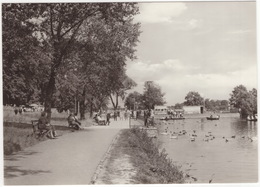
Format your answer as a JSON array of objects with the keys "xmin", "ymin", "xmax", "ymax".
[{"xmin": 4, "ymin": 119, "xmax": 130, "ymax": 185}]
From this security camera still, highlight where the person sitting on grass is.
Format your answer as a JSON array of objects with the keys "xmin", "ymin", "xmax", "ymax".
[
  {"xmin": 67, "ymin": 113, "xmax": 81, "ymax": 130},
  {"xmin": 38, "ymin": 112, "xmax": 57, "ymax": 139}
]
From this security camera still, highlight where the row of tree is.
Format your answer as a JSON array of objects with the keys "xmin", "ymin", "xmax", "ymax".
[
  {"xmin": 174, "ymin": 86, "xmax": 257, "ymax": 118},
  {"xmin": 125, "ymin": 85, "xmax": 257, "ymax": 119},
  {"xmin": 2, "ymin": 3, "xmax": 141, "ymax": 119},
  {"xmin": 124, "ymin": 81, "xmax": 166, "ymax": 110}
]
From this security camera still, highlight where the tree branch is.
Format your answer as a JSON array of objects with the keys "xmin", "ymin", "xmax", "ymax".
[{"xmin": 49, "ymin": 6, "xmax": 54, "ymax": 37}]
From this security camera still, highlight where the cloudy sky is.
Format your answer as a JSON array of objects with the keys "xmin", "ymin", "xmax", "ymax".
[{"xmin": 126, "ymin": 1, "xmax": 257, "ymax": 105}]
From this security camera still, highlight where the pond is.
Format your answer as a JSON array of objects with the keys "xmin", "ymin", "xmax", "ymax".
[{"xmin": 156, "ymin": 113, "xmax": 258, "ymax": 183}]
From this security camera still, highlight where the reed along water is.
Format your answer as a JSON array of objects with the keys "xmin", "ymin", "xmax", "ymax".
[{"xmin": 156, "ymin": 113, "xmax": 258, "ymax": 183}]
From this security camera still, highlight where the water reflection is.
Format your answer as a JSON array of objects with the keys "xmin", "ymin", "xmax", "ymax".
[{"xmin": 156, "ymin": 115, "xmax": 258, "ymax": 183}]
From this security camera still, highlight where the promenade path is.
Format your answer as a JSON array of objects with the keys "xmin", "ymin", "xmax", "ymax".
[{"xmin": 4, "ymin": 119, "xmax": 131, "ymax": 185}]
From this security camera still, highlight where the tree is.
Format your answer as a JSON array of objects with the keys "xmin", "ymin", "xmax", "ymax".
[
  {"xmin": 143, "ymin": 81, "xmax": 165, "ymax": 109},
  {"xmin": 184, "ymin": 91, "xmax": 204, "ymax": 106},
  {"xmin": 174, "ymin": 103, "xmax": 184, "ymax": 109},
  {"xmin": 229, "ymin": 85, "xmax": 257, "ymax": 118},
  {"xmin": 3, "ymin": 3, "xmax": 140, "ymax": 120},
  {"xmin": 2, "ymin": 4, "xmax": 51, "ymax": 105},
  {"xmin": 205, "ymin": 99, "xmax": 229, "ymax": 111},
  {"xmin": 109, "ymin": 74, "xmax": 137, "ymax": 110},
  {"xmin": 124, "ymin": 91, "xmax": 143, "ymax": 110}
]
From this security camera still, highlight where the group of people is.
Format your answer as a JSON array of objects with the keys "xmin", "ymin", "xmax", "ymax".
[
  {"xmin": 144, "ymin": 109, "xmax": 154, "ymax": 127},
  {"xmin": 36, "ymin": 107, "xmax": 157, "ymax": 139},
  {"xmin": 37, "ymin": 111, "xmax": 82, "ymax": 139},
  {"xmin": 93, "ymin": 109, "xmax": 143, "ymax": 126},
  {"xmin": 112, "ymin": 109, "xmax": 132, "ymax": 121}
]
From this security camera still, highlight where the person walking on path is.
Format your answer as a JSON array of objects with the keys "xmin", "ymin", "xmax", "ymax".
[
  {"xmin": 150, "ymin": 109, "xmax": 155, "ymax": 126},
  {"xmin": 106, "ymin": 112, "xmax": 111, "ymax": 125},
  {"xmin": 113, "ymin": 110, "xmax": 117, "ymax": 121},
  {"xmin": 124, "ymin": 110, "xmax": 128, "ymax": 120}
]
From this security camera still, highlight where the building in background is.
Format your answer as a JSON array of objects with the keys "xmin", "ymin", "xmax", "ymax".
[{"xmin": 183, "ymin": 106, "xmax": 204, "ymax": 114}]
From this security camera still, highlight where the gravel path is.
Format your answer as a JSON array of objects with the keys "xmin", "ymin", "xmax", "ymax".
[{"xmin": 4, "ymin": 119, "xmax": 130, "ymax": 185}]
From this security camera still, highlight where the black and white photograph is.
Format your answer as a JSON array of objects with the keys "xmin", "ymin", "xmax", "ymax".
[{"xmin": 1, "ymin": 0, "xmax": 258, "ymax": 185}]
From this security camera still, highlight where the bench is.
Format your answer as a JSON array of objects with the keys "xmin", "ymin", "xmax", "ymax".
[{"xmin": 31, "ymin": 120, "xmax": 51, "ymax": 138}]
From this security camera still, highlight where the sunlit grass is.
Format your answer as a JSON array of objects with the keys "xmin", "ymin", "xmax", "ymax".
[{"xmin": 3, "ymin": 106, "xmax": 93, "ymax": 155}]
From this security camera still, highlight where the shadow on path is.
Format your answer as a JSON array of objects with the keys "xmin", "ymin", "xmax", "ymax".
[
  {"xmin": 4, "ymin": 150, "xmax": 39, "ymax": 161},
  {"xmin": 4, "ymin": 165, "xmax": 51, "ymax": 179}
]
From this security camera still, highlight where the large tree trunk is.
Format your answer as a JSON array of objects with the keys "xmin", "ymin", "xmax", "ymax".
[
  {"xmin": 44, "ymin": 69, "xmax": 56, "ymax": 121},
  {"xmin": 44, "ymin": 44, "xmax": 62, "ymax": 121},
  {"xmin": 109, "ymin": 93, "xmax": 118, "ymax": 110}
]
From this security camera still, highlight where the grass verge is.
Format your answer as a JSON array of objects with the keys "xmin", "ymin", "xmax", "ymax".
[
  {"xmin": 101, "ymin": 128, "xmax": 185, "ymax": 184},
  {"xmin": 3, "ymin": 122, "xmax": 73, "ymax": 155}
]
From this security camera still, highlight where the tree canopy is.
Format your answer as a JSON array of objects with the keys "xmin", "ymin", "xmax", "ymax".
[
  {"xmin": 142, "ymin": 81, "xmax": 165, "ymax": 109},
  {"xmin": 2, "ymin": 3, "xmax": 141, "ymax": 119},
  {"xmin": 184, "ymin": 91, "xmax": 204, "ymax": 106},
  {"xmin": 229, "ymin": 85, "xmax": 257, "ymax": 118}
]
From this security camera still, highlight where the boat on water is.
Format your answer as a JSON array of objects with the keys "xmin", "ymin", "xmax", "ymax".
[
  {"xmin": 160, "ymin": 116, "xmax": 185, "ymax": 121},
  {"xmin": 206, "ymin": 115, "xmax": 220, "ymax": 120}
]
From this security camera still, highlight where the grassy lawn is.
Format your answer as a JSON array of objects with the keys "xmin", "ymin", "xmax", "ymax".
[
  {"xmin": 3, "ymin": 121, "xmax": 74, "ymax": 155},
  {"xmin": 3, "ymin": 106, "xmax": 94, "ymax": 155}
]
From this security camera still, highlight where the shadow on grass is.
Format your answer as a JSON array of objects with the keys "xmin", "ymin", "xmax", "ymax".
[
  {"xmin": 4, "ymin": 165, "xmax": 51, "ymax": 179},
  {"xmin": 4, "ymin": 121, "xmax": 72, "ymax": 131}
]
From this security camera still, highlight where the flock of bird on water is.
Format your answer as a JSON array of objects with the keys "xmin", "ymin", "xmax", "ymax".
[
  {"xmin": 158, "ymin": 122, "xmax": 257, "ymax": 143},
  {"xmin": 157, "ymin": 120, "xmax": 257, "ymax": 183}
]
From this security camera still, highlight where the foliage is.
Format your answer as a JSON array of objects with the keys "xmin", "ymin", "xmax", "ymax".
[
  {"xmin": 143, "ymin": 81, "xmax": 166, "ymax": 109},
  {"xmin": 124, "ymin": 91, "xmax": 143, "ymax": 110},
  {"xmin": 174, "ymin": 103, "xmax": 184, "ymax": 109},
  {"xmin": 229, "ymin": 85, "xmax": 257, "ymax": 118},
  {"xmin": 184, "ymin": 91, "xmax": 204, "ymax": 106},
  {"xmin": 2, "ymin": 4, "xmax": 51, "ymax": 105},
  {"xmin": 2, "ymin": 3, "xmax": 141, "ymax": 119},
  {"xmin": 205, "ymin": 99, "xmax": 229, "ymax": 111}
]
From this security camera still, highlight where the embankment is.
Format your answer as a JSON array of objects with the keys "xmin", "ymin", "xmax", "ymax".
[{"xmin": 95, "ymin": 127, "xmax": 186, "ymax": 184}]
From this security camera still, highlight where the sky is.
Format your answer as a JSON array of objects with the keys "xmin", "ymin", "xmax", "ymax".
[{"xmin": 125, "ymin": 1, "xmax": 257, "ymax": 106}]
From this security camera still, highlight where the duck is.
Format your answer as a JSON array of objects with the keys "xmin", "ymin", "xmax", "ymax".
[
  {"xmin": 225, "ymin": 139, "xmax": 229, "ymax": 143},
  {"xmin": 231, "ymin": 135, "xmax": 236, "ymax": 138},
  {"xmin": 170, "ymin": 134, "xmax": 178, "ymax": 139},
  {"xmin": 160, "ymin": 132, "xmax": 169, "ymax": 135}
]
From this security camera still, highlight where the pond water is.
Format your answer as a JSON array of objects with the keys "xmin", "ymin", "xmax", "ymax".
[{"xmin": 156, "ymin": 114, "xmax": 258, "ymax": 184}]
